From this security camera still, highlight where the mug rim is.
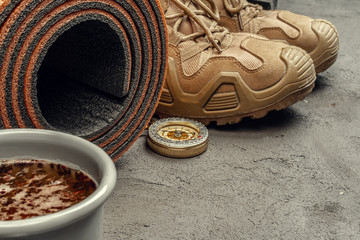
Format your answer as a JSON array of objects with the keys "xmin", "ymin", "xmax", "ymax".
[{"xmin": 0, "ymin": 129, "xmax": 117, "ymax": 237}]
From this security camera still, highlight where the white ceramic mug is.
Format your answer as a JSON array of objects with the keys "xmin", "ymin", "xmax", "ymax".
[{"xmin": 0, "ymin": 129, "xmax": 116, "ymax": 240}]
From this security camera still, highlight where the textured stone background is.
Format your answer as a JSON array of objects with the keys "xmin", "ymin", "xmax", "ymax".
[{"xmin": 104, "ymin": 0, "xmax": 360, "ymax": 239}]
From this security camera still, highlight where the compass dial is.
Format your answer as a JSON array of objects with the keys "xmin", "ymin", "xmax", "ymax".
[{"xmin": 158, "ymin": 125, "xmax": 198, "ymax": 141}]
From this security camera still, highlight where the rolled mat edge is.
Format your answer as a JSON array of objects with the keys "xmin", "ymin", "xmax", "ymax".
[{"xmin": 0, "ymin": 0, "xmax": 168, "ymax": 161}]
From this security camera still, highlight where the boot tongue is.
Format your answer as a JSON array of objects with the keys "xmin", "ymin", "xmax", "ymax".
[
  {"xmin": 166, "ymin": 0, "xmax": 216, "ymax": 36},
  {"xmin": 240, "ymin": 1, "xmax": 263, "ymax": 19},
  {"xmin": 237, "ymin": 0, "xmax": 261, "ymax": 12},
  {"xmin": 216, "ymin": 0, "xmax": 261, "ymax": 20}
]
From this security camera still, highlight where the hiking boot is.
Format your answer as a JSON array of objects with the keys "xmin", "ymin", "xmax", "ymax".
[
  {"xmin": 215, "ymin": 0, "xmax": 339, "ymax": 73},
  {"xmin": 156, "ymin": 0, "xmax": 316, "ymax": 125}
]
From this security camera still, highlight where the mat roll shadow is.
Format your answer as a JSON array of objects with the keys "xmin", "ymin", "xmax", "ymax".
[{"xmin": 0, "ymin": 0, "xmax": 167, "ymax": 161}]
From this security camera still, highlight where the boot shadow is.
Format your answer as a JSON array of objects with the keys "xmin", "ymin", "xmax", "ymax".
[
  {"xmin": 312, "ymin": 75, "xmax": 331, "ymax": 93},
  {"xmin": 208, "ymin": 107, "xmax": 302, "ymax": 132}
]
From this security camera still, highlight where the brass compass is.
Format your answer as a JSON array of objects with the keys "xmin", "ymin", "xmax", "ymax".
[{"xmin": 147, "ymin": 118, "xmax": 209, "ymax": 158}]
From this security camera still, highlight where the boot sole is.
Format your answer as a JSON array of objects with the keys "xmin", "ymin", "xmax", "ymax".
[
  {"xmin": 310, "ymin": 20, "xmax": 339, "ymax": 74},
  {"xmin": 158, "ymin": 81, "xmax": 314, "ymax": 126}
]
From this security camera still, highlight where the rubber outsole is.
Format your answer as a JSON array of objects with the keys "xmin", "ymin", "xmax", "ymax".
[
  {"xmin": 158, "ymin": 82, "xmax": 315, "ymax": 126},
  {"xmin": 310, "ymin": 19, "xmax": 339, "ymax": 73}
]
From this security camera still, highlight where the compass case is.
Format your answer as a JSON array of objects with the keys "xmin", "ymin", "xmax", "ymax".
[{"xmin": 147, "ymin": 118, "xmax": 209, "ymax": 158}]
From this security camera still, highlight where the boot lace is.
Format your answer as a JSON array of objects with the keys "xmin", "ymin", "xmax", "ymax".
[
  {"xmin": 223, "ymin": 0, "xmax": 262, "ymax": 30},
  {"xmin": 166, "ymin": 0, "xmax": 229, "ymax": 53}
]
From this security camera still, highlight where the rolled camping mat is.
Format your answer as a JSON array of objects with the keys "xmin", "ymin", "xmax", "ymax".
[{"xmin": 0, "ymin": 0, "xmax": 167, "ymax": 161}]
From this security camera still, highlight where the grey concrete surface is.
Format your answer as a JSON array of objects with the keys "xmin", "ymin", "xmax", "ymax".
[{"xmin": 103, "ymin": 0, "xmax": 360, "ymax": 239}]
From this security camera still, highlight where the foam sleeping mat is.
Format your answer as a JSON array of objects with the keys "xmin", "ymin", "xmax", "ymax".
[{"xmin": 0, "ymin": 0, "xmax": 168, "ymax": 161}]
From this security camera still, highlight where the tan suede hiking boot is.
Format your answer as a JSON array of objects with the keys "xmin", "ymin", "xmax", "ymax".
[
  {"xmin": 215, "ymin": 0, "xmax": 339, "ymax": 73},
  {"xmin": 156, "ymin": 0, "xmax": 316, "ymax": 125}
]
